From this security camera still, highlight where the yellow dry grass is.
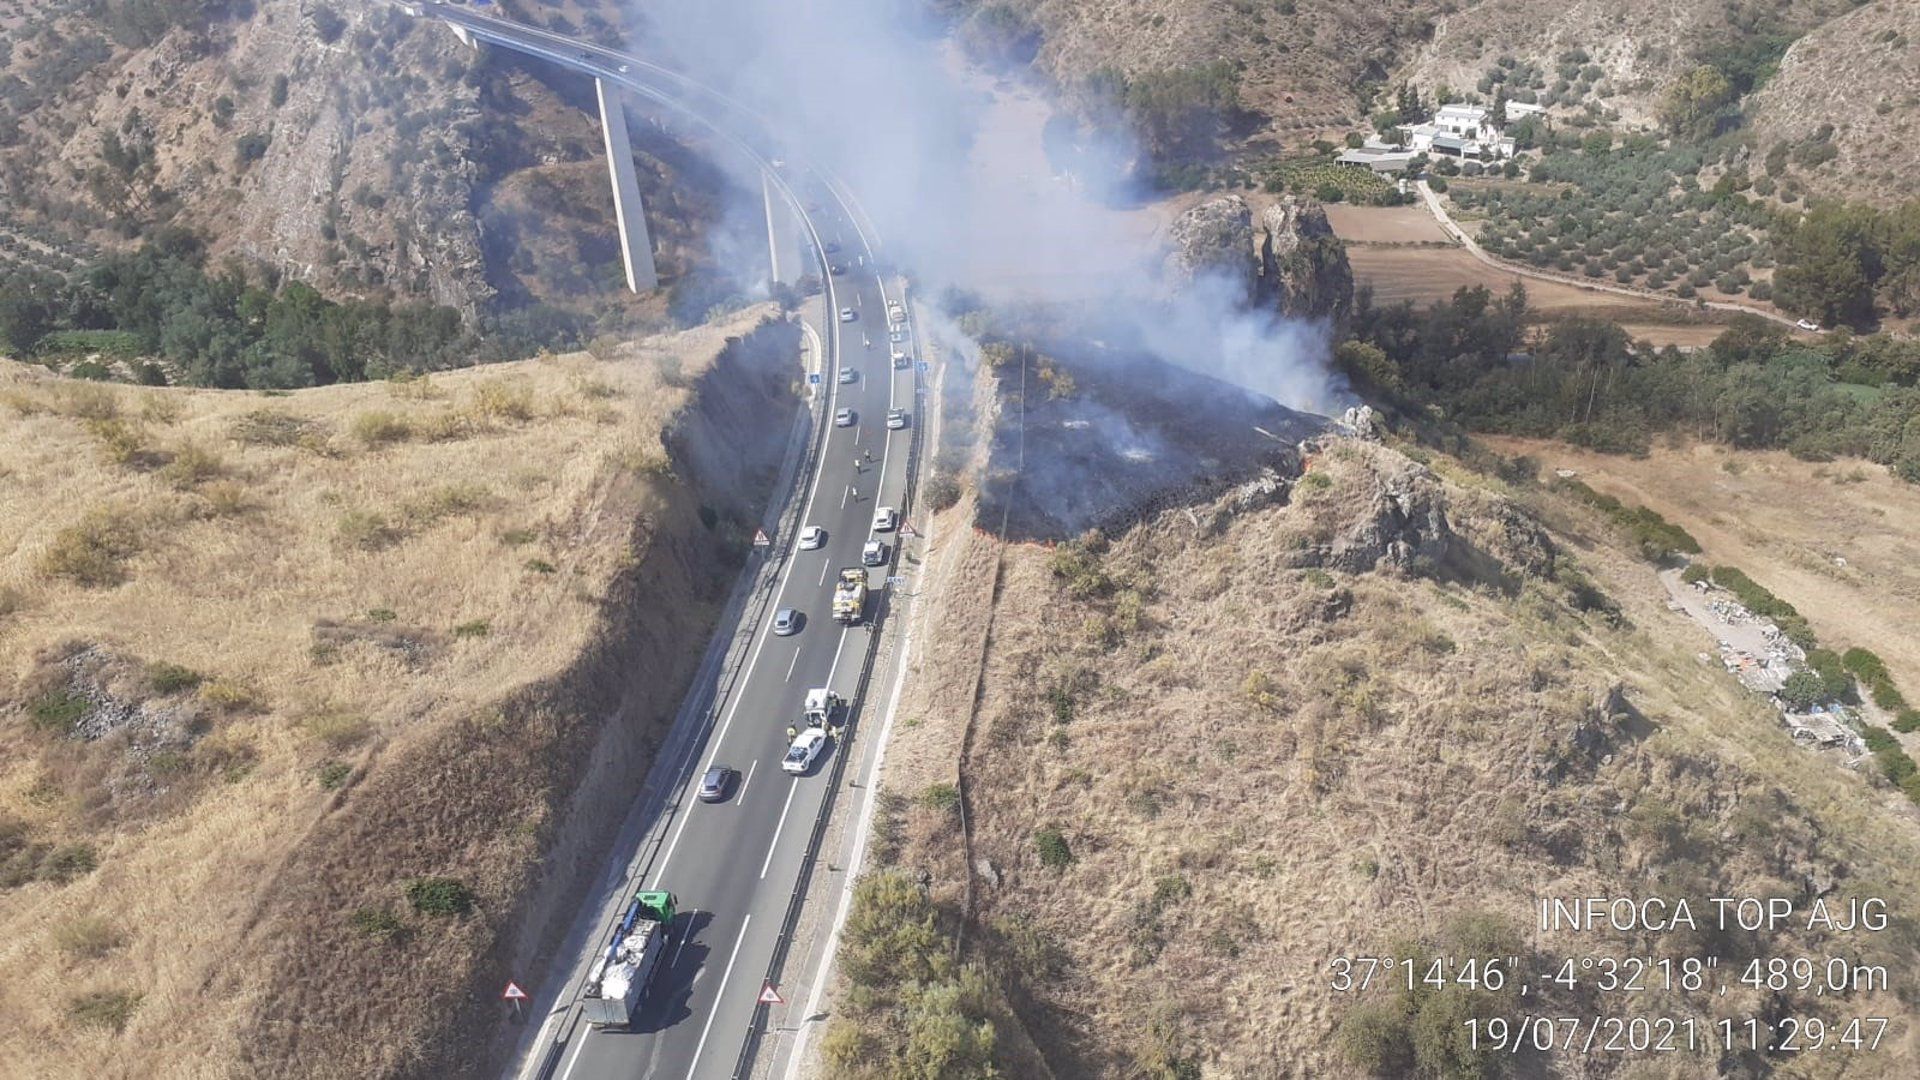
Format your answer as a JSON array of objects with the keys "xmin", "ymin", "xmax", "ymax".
[
  {"xmin": 1483, "ymin": 437, "xmax": 1920, "ymax": 695},
  {"xmin": 875, "ymin": 440, "xmax": 1920, "ymax": 1077},
  {"xmin": 0, "ymin": 306, "xmax": 777, "ymax": 1077}
]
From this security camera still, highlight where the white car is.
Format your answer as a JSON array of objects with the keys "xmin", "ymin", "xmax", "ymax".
[
  {"xmin": 1796, "ymin": 319, "xmax": 1822, "ymax": 332},
  {"xmin": 886, "ymin": 409, "xmax": 908, "ymax": 430},
  {"xmin": 834, "ymin": 408, "xmax": 855, "ymax": 427},
  {"xmin": 838, "ymin": 367, "xmax": 857, "ymax": 384},
  {"xmin": 888, "ymin": 328, "xmax": 906, "ymax": 344},
  {"xmin": 783, "ymin": 728, "xmax": 828, "ymax": 775},
  {"xmin": 839, "ymin": 308, "xmax": 857, "ymax": 323},
  {"xmin": 872, "ymin": 506, "xmax": 898, "ymax": 532},
  {"xmin": 862, "ymin": 540, "xmax": 888, "ymax": 566},
  {"xmin": 799, "ymin": 525, "xmax": 826, "ymax": 550},
  {"xmin": 890, "ymin": 348, "xmax": 908, "ymax": 368}
]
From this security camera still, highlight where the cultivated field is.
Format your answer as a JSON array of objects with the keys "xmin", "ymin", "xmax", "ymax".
[
  {"xmin": 1327, "ymin": 203, "xmax": 1736, "ymax": 347},
  {"xmin": 0, "ymin": 307, "xmax": 786, "ymax": 1077},
  {"xmin": 1322, "ymin": 202, "xmax": 1449, "ymax": 244}
]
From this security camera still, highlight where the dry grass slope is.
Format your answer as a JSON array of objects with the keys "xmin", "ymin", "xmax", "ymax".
[
  {"xmin": 859, "ymin": 438, "xmax": 1920, "ymax": 1078},
  {"xmin": 0, "ymin": 306, "xmax": 794, "ymax": 1077}
]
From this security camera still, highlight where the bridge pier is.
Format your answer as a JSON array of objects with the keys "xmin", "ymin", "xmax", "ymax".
[{"xmin": 595, "ymin": 79, "xmax": 660, "ymax": 294}]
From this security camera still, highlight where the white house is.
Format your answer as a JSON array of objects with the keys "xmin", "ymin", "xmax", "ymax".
[{"xmin": 1401, "ymin": 103, "xmax": 1517, "ymax": 160}]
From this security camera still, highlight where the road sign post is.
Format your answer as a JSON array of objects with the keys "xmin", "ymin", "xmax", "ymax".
[
  {"xmin": 503, "ymin": 980, "xmax": 528, "ymax": 1020},
  {"xmin": 759, "ymin": 981, "xmax": 784, "ymax": 1006}
]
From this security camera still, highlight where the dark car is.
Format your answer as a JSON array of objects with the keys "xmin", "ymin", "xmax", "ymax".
[{"xmin": 698, "ymin": 765, "xmax": 737, "ymax": 803}]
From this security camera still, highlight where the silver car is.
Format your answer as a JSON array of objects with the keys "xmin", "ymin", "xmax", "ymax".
[
  {"xmin": 834, "ymin": 408, "xmax": 856, "ymax": 427},
  {"xmin": 773, "ymin": 608, "xmax": 801, "ymax": 636}
]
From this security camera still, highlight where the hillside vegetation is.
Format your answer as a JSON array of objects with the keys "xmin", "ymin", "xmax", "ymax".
[
  {"xmin": 0, "ymin": 306, "xmax": 796, "ymax": 1077},
  {"xmin": 0, "ymin": 0, "xmax": 723, "ymax": 339},
  {"xmin": 828, "ymin": 433, "xmax": 1920, "ymax": 1077}
]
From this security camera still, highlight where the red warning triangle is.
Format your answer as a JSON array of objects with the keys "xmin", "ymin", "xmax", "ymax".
[
  {"xmin": 503, "ymin": 981, "xmax": 529, "ymax": 1001},
  {"xmin": 753, "ymin": 529, "xmax": 772, "ymax": 546},
  {"xmin": 758, "ymin": 981, "xmax": 784, "ymax": 1005}
]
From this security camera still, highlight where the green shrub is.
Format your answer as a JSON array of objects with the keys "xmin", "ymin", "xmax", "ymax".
[
  {"xmin": 1893, "ymin": 710, "xmax": 1920, "ymax": 734},
  {"xmin": 1778, "ymin": 671, "xmax": 1828, "ymax": 711},
  {"xmin": 348, "ymin": 907, "xmax": 408, "ymax": 942},
  {"xmin": 1680, "ymin": 563, "xmax": 1709, "ymax": 584},
  {"xmin": 920, "ymin": 782, "xmax": 960, "ymax": 813},
  {"xmin": 43, "ymin": 844, "xmax": 98, "ymax": 883},
  {"xmin": 1805, "ymin": 649, "xmax": 1853, "ymax": 701},
  {"xmin": 145, "ymin": 662, "xmax": 203, "ymax": 694},
  {"xmin": 1708, "ymin": 566, "xmax": 1814, "ymax": 646},
  {"xmin": 524, "ymin": 558, "xmax": 557, "ymax": 575},
  {"xmin": 68, "ymin": 989, "xmax": 141, "ymax": 1033},
  {"xmin": 1034, "ymin": 826, "xmax": 1074, "ymax": 868},
  {"xmin": 404, "ymin": 876, "xmax": 476, "ymax": 916},
  {"xmin": 30, "ymin": 689, "xmax": 89, "ymax": 734},
  {"xmin": 453, "ymin": 620, "xmax": 491, "ymax": 639},
  {"xmin": 317, "ymin": 761, "xmax": 353, "ymax": 789},
  {"xmin": 40, "ymin": 509, "xmax": 143, "ymax": 586}
]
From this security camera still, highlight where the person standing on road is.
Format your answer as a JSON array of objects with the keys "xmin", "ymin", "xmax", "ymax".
[{"xmin": 786, "ymin": 725, "xmax": 798, "ymax": 742}]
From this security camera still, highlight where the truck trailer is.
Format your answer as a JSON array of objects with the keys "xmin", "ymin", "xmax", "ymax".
[{"xmin": 580, "ymin": 889, "xmax": 677, "ymax": 1029}]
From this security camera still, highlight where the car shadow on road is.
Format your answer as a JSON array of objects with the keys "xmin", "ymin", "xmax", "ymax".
[{"xmin": 633, "ymin": 909, "xmax": 716, "ymax": 1034}]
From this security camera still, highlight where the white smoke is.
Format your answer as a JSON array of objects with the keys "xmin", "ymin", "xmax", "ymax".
[{"xmin": 628, "ymin": 0, "xmax": 1347, "ymax": 414}]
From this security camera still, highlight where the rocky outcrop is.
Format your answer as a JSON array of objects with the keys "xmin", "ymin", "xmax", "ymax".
[
  {"xmin": 1280, "ymin": 440, "xmax": 1558, "ymax": 584},
  {"xmin": 1162, "ymin": 194, "xmax": 1256, "ymax": 296},
  {"xmin": 1323, "ymin": 450, "xmax": 1452, "ymax": 572},
  {"xmin": 1163, "ymin": 194, "xmax": 1353, "ymax": 330},
  {"xmin": 1258, "ymin": 198, "xmax": 1354, "ymax": 330}
]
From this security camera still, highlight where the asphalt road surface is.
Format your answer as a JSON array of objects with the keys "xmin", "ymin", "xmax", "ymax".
[{"xmin": 404, "ymin": 7, "xmax": 919, "ymax": 1078}]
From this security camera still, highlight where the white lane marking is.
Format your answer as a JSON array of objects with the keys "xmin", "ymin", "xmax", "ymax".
[
  {"xmin": 647, "ymin": 241, "xmax": 841, "ymax": 889},
  {"xmin": 840, "ymin": 485, "xmax": 851, "ymax": 509},
  {"xmin": 736, "ymin": 760, "xmax": 758, "ymax": 804},
  {"xmin": 670, "ymin": 908, "xmax": 699, "ymax": 971},
  {"xmin": 759, "ymin": 779, "xmax": 802, "ymax": 880},
  {"xmin": 685, "ymin": 913, "xmax": 752, "ymax": 1080},
  {"xmin": 785, "ymin": 648, "xmax": 801, "ymax": 682},
  {"xmin": 556, "ymin": 1017, "xmax": 592, "ymax": 1080},
  {"xmin": 853, "ymin": 425, "xmax": 862, "ymax": 446},
  {"xmin": 817, "ymin": 561, "xmax": 830, "ymax": 587}
]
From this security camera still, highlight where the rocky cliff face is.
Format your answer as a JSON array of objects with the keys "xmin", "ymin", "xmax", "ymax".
[
  {"xmin": 1162, "ymin": 194, "xmax": 1256, "ymax": 297},
  {"xmin": 1164, "ymin": 193, "xmax": 1353, "ymax": 329},
  {"xmin": 0, "ymin": 1, "xmax": 691, "ymax": 318},
  {"xmin": 1258, "ymin": 198, "xmax": 1353, "ymax": 330}
]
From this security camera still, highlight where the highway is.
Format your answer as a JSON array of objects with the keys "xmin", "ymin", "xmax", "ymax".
[{"xmin": 401, "ymin": 6, "xmax": 921, "ymax": 1079}]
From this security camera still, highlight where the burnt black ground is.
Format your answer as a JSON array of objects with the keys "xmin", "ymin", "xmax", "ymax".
[{"xmin": 978, "ymin": 344, "xmax": 1327, "ymax": 542}]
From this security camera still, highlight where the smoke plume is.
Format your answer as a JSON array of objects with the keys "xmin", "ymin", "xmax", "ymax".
[{"xmin": 629, "ymin": 0, "xmax": 1348, "ymax": 414}]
